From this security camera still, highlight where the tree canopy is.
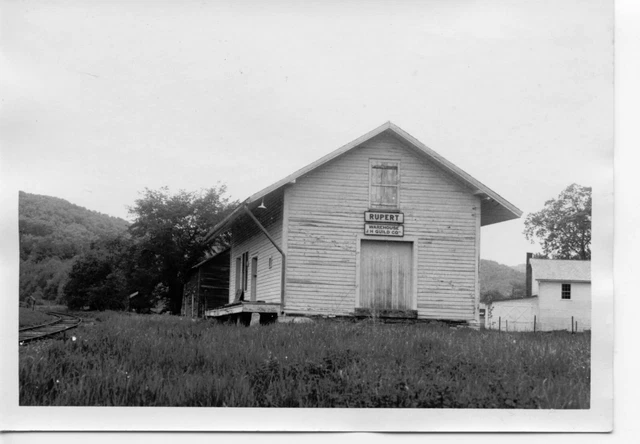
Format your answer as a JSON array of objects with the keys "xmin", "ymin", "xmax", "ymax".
[
  {"xmin": 127, "ymin": 186, "xmax": 237, "ymax": 314},
  {"xmin": 19, "ymin": 191, "xmax": 129, "ymax": 303},
  {"xmin": 523, "ymin": 184, "xmax": 591, "ymax": 260},
  {"xmin": 64, "ymin": 236, "xmax": 131, "ymax": 311}
]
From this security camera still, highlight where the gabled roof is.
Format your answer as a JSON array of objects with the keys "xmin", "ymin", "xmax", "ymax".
[
  {"xmin": 205, "ymin": 122, "xmax": 522, "ymax": 241},
  {"xmin": 530, "ymin": 259, "xmax": 591, "ymax": 282}
]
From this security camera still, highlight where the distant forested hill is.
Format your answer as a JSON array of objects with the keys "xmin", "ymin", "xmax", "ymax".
[
  {"xmin": 19, "ymin": 191, "xmax": 129, "ymax": 302},
  {"xmin": 479, "ymin": 259, "xmax": 526, "ymax": 302}
]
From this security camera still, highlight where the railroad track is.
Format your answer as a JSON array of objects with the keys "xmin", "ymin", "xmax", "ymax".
[{"xmin": 19, "ymin": 312, "xmax": 82, "ymax": 344}]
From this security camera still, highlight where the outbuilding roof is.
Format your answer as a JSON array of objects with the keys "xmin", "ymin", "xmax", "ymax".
[
  {"xmin": 205, "ymin": 122, "xmax": 522, "ymax": 241},
  {"xmin": 530, "ymin": 259, "xmax": 591, "ymax": 283},
  {"xmin": 191, "ymin": 247, "xmax": 231, "ymax": 270}
]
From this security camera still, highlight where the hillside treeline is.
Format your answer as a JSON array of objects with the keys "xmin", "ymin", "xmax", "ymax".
[
  {"xmin": 479, "ymin": 259, "xmax": 526, "ymax": 303},
  {"xmin": 19, "ymin": 187, "xmax": 236, "ymax": 313},
  {"xmin": 19, "ymin": 192, "xmax": 129, "ymax": 303}
]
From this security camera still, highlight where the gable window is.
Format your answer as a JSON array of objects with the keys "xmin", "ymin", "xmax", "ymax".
[
  {"xmin": 561, "ymin": 283, "xmax": 571, "ymax": 299},
  {"xmin": 370, "ymin": 160, "xmax": 400, "ymax": 209}
]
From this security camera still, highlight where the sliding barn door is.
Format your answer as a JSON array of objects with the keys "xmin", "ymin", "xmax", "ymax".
[{"xmin": 359, "ymin": 240, "xmax": 413, "ymax": 310}]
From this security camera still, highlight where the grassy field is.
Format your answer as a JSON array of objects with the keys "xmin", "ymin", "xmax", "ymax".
[
  {"xmin": 19, "ymin": 312, "xmax": 590, "ymax": 408},
  {"xmin": 18, "ymin": 308, "xmax": 58, "ymax": 328}
]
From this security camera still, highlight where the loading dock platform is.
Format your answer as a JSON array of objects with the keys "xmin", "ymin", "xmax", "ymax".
[{"xmin": 205, "ymin": 301, "xmax": 281, "ymax": 325}]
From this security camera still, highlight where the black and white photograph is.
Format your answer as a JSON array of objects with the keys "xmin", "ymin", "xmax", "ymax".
[{"xmin": 0, "ymin": 0, "xmax": 619, "ymax": 435}]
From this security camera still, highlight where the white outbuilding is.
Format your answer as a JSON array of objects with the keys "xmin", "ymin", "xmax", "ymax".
[{"xmin": 484, "ymin": 254, "xmax": 591, "ymax": 332}]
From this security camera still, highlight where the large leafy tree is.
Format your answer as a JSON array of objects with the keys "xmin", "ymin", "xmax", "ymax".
[
  {"xmin": 128, "ymin": 186, "xmax": 236, "ymax": 314},
  {"xmin": 523, "ymin": 184, "xmax": 591, "ymax": 260},
  {"xmin": 64, "ymin": 236, "xmax": 131, "ymax": 310}
]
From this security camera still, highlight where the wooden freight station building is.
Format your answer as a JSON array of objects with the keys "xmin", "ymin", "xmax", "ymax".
[{"xmin": 201, "ymin": 122, "xmax": 521, "ymax": 327}]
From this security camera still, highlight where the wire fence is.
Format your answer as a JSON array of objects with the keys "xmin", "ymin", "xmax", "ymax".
[{"xmin": 482, "ymin": 315, "xmax": 589, "ymax": 333}]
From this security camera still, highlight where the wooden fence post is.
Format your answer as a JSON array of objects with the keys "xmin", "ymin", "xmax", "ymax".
[
  {"xmin": 498, "ymin": 317, "xmax": 501, "ymax": 334},
  {"xmin": 506, "ymin": 320, "xmax": 508, "ymax": 332},
  {"xmin": 571, "ymin": 316, "xmax": 574, "ymax": 334},
  {"xmin": 534, "ymin": 315, "xmax": 536, "ymax": 333}
]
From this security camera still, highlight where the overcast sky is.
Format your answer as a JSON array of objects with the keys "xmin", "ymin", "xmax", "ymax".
[{"xmin": 1, "ymin": 0, "xmax": 613, "ymax": 266}]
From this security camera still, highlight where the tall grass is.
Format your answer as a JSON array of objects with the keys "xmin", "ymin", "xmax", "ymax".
[
  {"xmin": 19, "ymin": 308, "xmax": 57, "ymax": 328},
  {"xmin": 19, "ymin": 313, "xmax": 590, "ymax": 408}
]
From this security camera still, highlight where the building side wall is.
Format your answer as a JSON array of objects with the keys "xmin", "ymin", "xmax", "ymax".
[
  {"xmin": 229, "ymin": 192, "xmax": 284, "ymax": 304},
  {"xmin": 531, "ymin": 267, "xmax": 540, "ymax": 296},
  {"xmin": 199, "ymin": 252, "xmax": 230, "ymax": 313},
  {"xmin": 284, "ymin": 132, "xmax": 479, "ymax": 321},
  {"xmin": 538, "ymin": 281, "xmax": 591, "ymax": 331}
]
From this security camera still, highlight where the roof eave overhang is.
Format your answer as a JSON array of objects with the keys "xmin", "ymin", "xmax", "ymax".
[
  {"xmin": 203, "ymin": 199, "xmax": 250, "ymax": 243},
  {"xmin": 387, "ymin": 123, "xmax": 522, "ymax": 226}
]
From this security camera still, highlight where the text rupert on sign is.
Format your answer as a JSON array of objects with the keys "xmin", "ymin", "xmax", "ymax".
[{"xmin": 364, "ymin": 211, "xmax": 404, "ymax": 223}]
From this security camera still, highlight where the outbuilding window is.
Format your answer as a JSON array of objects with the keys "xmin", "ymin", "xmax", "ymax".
[
  {"xmin": 370, "ymin": 160, "xmax": 400, "ymax": 209},
  {"xmin": 561, "ymin": 283, "xmax": 571, "ymax": 299}
]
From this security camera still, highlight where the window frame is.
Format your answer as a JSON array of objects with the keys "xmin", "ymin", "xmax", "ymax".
[
  {"xmin": 250, "ymin": 256, "xmax": 258, "ymax": 301},
  {"xmin": 242, "ymin": 251, "xmax": 249, "ymax": 292},
  {"xmin": 236, "ymin": 251, "xmax": 250, "ymax": 293},
  {"xmin": 561, "ymin": 283, "xmax": 571, "ymax": 300},
  {"xmin": 369, "ymin": 159, "xmax": 401, "ymax": 210}
]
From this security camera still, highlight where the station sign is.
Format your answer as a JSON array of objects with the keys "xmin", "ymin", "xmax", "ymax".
[
  {"xmin": 364, "ymin": 223, "xmax": 404, "ymax": 237},
  {"xmin": 364, "ymin": 211, "xmax": 404, "ymax": 224}
]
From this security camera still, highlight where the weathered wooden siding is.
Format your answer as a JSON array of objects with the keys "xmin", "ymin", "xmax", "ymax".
[
  {"xmin": 199, "ymin": 251, "xmax": 230, "ymax": 314},
  {"xmin": 360, "ymin": 240, "xmax": 413, "ymax": 310},
  {"xmin": 229, "ymin": 192, "xmax": 284, "ymax": 304},
  {"xmin": 182, "ymin": 250, "xmax": 230, "ymax": 318},
  {"xmin": 538, "ymin": 281, "xmax": 591, "ymax": 331},
  {"xmin": 181, "ymin": 274, "xmax": 198, "ymax": 317},
  {"xmin": 283, "ymin": 132, "xmax": 480, "ymax": 321}
]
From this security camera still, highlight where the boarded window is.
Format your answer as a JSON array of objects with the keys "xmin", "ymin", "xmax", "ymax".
[
  {"xmin": 561, "ymin": 283, "xmax": 571, "ymax": 299},
  {"xmin": 370, "ymin": 160, "xmax": 399, "ymax": 208}
]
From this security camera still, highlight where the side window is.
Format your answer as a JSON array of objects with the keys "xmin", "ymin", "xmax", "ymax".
[
  {"xmin": 561, "ymin": 283, "xmax": 571, "ymax": 299},
  {"xmin": 370, "ymin": 160, "xmax": 400, "ymax": 209},
  {"xmin": 235, "ymin": 252, "xmax": 249, "ymax": 296},
  {"xmin": 242, "ymin": 252, "xmax": 249, "ymax": 292},
  {"xmin": 235, "ymin": 257, "xmax": 242, "ymax": 293},
  {"xmin": 251, "ymin": 256, "xmax": 258, "ymax": 301}
]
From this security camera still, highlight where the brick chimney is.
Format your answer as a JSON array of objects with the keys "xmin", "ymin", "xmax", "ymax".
[{"xmin": 525, "ymin": 252, "xmax": 533, "ymax": 298}]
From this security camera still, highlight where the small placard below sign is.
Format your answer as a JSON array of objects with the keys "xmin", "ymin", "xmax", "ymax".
[
  {"xmin": 364, "ymin": 211, "xmax": 404, "ymax": 224},
  {"xmin": 364, "ymin": 223, "xmax": 404, "ymax": 237}
]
